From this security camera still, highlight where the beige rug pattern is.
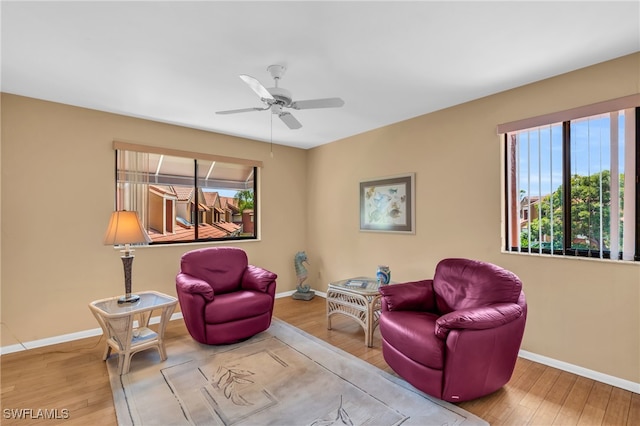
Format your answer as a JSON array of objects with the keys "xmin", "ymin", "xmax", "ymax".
[{"xmin": 108, "ymin": 318, "xmax": 488, "ymax": 425}]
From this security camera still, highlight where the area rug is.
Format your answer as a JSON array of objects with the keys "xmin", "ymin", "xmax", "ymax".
[{"xmin": 107, "ymin": 318, "xmax": 487, "ymax": 425}]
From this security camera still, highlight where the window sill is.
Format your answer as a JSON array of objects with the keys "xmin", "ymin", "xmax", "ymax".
[{"xmin": 501, "ymin": 250, "xmax": 639, "ymax": 266}]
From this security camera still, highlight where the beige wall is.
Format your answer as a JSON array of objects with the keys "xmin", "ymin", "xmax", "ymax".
[
  {"xmin": 1, "ymin": 53, "xmax": 639, "ymax": 385},
  {"xmin": 306, "ymin": 53, "xmax": 640, "ymax": 384},
  {"xmin": 0, "ymin": 94, "xmax": 307, "ymax": 345}
]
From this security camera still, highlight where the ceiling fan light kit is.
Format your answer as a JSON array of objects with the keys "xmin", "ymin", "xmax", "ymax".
[{"xmin": 216, "ymin": 64, "xmax": 344, "ymax": 130}]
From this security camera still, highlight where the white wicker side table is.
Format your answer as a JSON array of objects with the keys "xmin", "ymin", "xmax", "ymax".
[
  {"xmin": 326, "ymin": 277, "xmax": 383, "ymax": 347},
  {"xmin": 89, "ymin": 291, "xmax": 177, "ymax": 374}
]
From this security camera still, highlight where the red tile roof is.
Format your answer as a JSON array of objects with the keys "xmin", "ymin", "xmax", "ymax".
[
  {"xmin": 193, "ymin": 201, "xmax": 210, "ymax": 212},
  {"xmin": 213, "ymin": 221, "xmax": 241, "ymax": 233},
  {"xmin": 149, "ymin": 185, "xmax": 177, "ymax": 196},
  {"xmin": 172, "ymin": 186, "xmax": 194, "ymax": 201},
  {"xmin": 202, "ymin": 191, "xmax": 219, "ymax": 207},
  {"xmin": 147, "ymin": 223, "xmax": 228, "ymax": 242},
  {"xmin": 220, "ymin": 196, "xmax": 239, "ymax": 212}
]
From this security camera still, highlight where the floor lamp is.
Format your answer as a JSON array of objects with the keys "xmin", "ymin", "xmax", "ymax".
[{"xmin": 103, "ymin": 211, "xmax": 151, "ymax": 304}]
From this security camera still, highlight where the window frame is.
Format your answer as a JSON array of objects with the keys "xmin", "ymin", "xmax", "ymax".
[
  {"xmin": 112, "ymin": 141, "xmax": 262, "ymax": 245},
  {"xmin": 500, "ymin": 99, "xmax": 640, "ymax": 262}
]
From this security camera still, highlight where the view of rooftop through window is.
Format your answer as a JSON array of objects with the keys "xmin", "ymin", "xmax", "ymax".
[{"xmin": 115, "ymin": 148, "xmax": 257, "ymax": 244}]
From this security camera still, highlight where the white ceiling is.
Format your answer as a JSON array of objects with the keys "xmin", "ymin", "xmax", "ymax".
[{"xmin": 2, "ymin": 1, "xmax": 639, "ymax": 149}]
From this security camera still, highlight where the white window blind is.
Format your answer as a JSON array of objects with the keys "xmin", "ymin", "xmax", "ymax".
[{"xmin": 503, "ymin": 101, "xmax": 638, "ymax": 261}]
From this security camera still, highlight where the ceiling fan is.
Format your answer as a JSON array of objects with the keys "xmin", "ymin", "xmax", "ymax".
[{"xmin": 216, "ymin": 64, "xmax": 344, "ymax": 129}]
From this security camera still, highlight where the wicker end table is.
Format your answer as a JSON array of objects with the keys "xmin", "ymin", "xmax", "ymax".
[
  {"xmin": 326, "ymin": 277, "xmax": 383, "ymax": 347},
  {"xmin": 89, "ymin": 290, "xmax": 177, "ymax": 374}
]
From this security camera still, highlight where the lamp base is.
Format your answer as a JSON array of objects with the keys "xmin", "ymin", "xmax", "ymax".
[{"xmin": 117, "ymin": 294, "xmax": 140, "ymax": 304}]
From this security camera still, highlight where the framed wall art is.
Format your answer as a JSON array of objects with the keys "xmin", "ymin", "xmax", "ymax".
[{"xmin": 359, "ymin": 173, "xmax": 415, "ymax": 233}]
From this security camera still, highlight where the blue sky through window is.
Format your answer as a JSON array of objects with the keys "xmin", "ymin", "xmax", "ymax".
[{"xmin": 517, "ymin": 111, "xmax": 626, "ymax": 198}]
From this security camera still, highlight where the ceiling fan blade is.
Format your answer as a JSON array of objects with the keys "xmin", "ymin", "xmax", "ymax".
[
  {"xmin": 239, "ymin": 74, "xmax": 275, "ymax": 101},
  {"xmin": 216, "ymin": 106, "xmax": 269, "ymax": 115},
  {"xmin": 290, "ymin": 97, "xmax": 345, "ymax": 110},
  {"xmin": 279, "ymin": 112, "xmax": 302, "ymax": 129}
]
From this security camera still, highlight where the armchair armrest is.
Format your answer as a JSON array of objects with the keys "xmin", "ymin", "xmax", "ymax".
[
  {"xmin": 241, "ymin": 265, "xmax": 277, "ymax": 293},
  {"xmin": 435, "ymin": 303, "xmax": 524, "ymax": 339},
  {"xmin": 176, "ymin": 273, "xmax": 214, "ymax": 302},
  {"xmin": 379, "ymin": 280, "xmax": 436, "ymax": 312}
]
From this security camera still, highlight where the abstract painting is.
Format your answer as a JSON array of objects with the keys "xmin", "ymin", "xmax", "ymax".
[{"xmin": 360, "ymin": 173, "xmax": 415, "ymax": 233}]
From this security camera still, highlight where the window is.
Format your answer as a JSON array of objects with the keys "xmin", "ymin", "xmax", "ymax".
[
  {"xmin": 502, "ymin": 99, "xmax": 639, "ymax": 261},
  {"xmin": 113, "ymin": 141, "xmax": 261, "ymax": 244}
]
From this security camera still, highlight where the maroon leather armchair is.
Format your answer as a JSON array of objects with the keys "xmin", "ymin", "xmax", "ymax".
[
  {"xmin": 176, "ymin": 247, "xmax": 277, "ymax": 345},
  {"xmin": 379, "ymin": 258, "xmax": 526, "ymax": 402}
]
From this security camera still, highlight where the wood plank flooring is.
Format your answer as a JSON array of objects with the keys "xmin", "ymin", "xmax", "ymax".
[{"xmin": 1, "ymin": 296, "xmax": 638, "ymax": 425}]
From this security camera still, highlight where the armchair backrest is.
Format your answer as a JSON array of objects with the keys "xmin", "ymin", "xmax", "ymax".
[
  {"xmin": 433, "ymin": 258, "xmax": 523, "ymax": 314},
  {"xmin": 179, "ymin": 247, "xmax": 248, "ymax": 294}
]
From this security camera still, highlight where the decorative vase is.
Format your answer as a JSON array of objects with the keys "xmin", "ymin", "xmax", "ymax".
[{"xmin": 376, "ymin": 265, "xmax": 391, "ymax": 285}]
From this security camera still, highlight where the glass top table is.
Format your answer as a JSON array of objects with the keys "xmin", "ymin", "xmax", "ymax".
[
  {"xmin": 328, "ymin": 276, "xmax": 382, "ymax": 294},
  {"xmin": 89, "ymin": 291, "xmax": 177, "ymax": 374},
  {"xmin": 91, "ymin": 291, "xmax": 177, "ymax": 316}
]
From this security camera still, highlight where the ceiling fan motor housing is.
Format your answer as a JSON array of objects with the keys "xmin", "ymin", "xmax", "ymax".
[{"xmin": 267, "ymin": 87, "xmax": 293, "ymax": 107}]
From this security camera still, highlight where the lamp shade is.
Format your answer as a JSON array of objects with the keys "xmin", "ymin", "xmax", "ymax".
[{"xmin": 103, "ymin": 211, "xmax": 151, "ymax": 246}]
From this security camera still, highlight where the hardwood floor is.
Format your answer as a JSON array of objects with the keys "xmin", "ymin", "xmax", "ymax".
[{"xmin": 1, "ymin": 296, "xmax": 638, "ymax": 425}]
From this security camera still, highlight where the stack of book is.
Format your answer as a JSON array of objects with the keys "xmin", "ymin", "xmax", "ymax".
[{"xmin": 344, "ymin": 279, "xmax": 371, "ymax": 288}]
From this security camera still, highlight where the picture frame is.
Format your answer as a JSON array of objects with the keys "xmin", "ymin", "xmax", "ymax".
[{"xmin": 359, "ymin": 173, "xmax": 415, "ymax": 233}]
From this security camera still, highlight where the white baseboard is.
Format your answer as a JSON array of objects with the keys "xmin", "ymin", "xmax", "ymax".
[
  {"xmin": 1, "ymin": 290, "xmax": 325, "ymax": 355},
  {"xmin": 3, "ymin": 293, "xmax": 636, "ymax": 395},
  {"xmin": 518, "ymin": 350, "xmax": 640, "ymax": 394},
  {"xmin": 0, "ymin": 312, "xmax": 185, "ymax": 355}
]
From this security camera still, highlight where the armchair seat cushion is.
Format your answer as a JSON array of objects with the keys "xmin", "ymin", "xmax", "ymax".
[
  {"xmin": 204, "ymin": 290, "xmax": 274, "ymax": 324},
  {"xmin": 380, "ymin": 311, "xmax": 444, "ymax": 369}
]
